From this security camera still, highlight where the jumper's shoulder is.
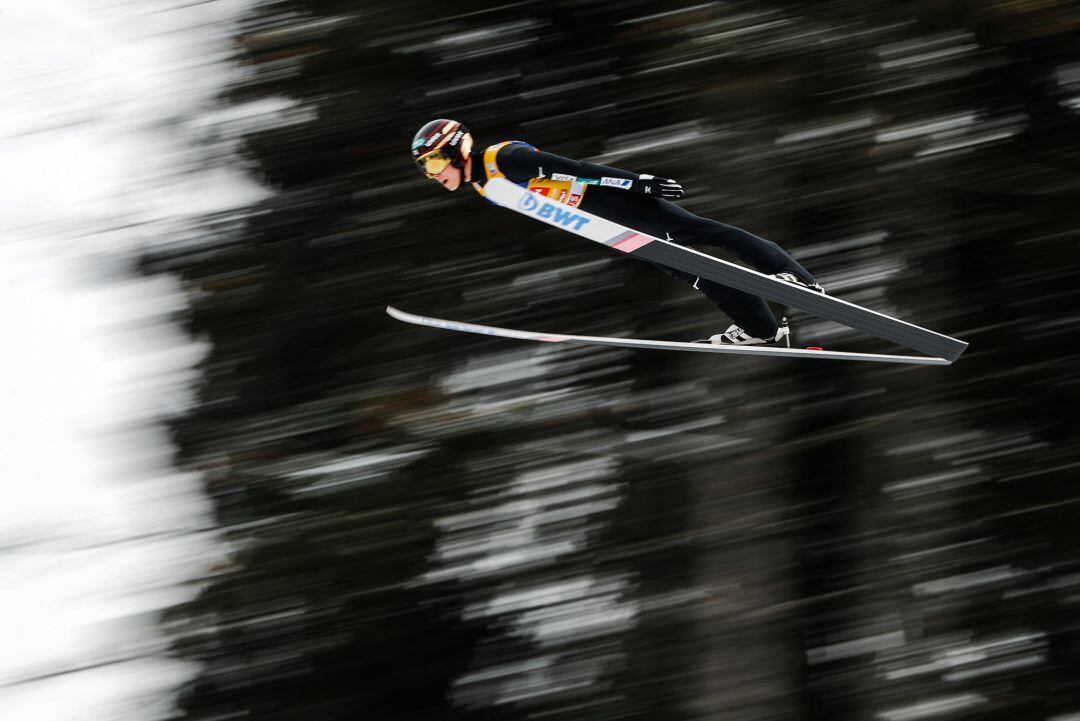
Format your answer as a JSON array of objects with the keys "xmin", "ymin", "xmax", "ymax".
[
  {"xmin": 487, "ymin": 141, "xmax": 536, "ymax": 182},
  {"xmin": 491, "ymin": 141, "xmax": 532, "ymax": 164},
  {"xmin": 481, "ymin": 140, "xmax": 530, "ymax": 158}
]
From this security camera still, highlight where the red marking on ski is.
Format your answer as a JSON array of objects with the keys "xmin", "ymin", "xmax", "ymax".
[
  {"xmin": 611, "ymin": 233, "xmax": 653, "ymax": 253},
  {"xmin": 806, "ymin": 346, "xmax": 824, "ymax": 351}
]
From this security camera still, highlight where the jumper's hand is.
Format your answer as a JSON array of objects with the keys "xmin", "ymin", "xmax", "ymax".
[{"xmin": 635, "ymin": 174, "xmax": 684, "ymax": 200}]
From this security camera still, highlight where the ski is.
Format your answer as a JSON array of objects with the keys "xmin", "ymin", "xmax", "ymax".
[
  {"xmin": 482, "ymin": 178, "xmax": 968, "ymax": 362},
  {"xmin": 386, "ymin": 306, "xmax": 952, "ymax": 365}
]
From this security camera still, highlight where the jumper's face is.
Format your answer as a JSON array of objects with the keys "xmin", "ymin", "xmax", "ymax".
[{"xmin": 433, "ymin": 163, "xmax": 462, "ymax": 192}]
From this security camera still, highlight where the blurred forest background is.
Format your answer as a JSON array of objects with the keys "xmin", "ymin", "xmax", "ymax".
[{"xmin": 148, "ymin": 1, "xmax": 1080, "ymax": 719}]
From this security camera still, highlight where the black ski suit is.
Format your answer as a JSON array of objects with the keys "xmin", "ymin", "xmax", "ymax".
[{"xmin": 471, "ymin": 143, "xmax": 817, "ymax": 339}]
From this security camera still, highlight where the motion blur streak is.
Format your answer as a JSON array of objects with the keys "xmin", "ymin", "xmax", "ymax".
[{"xmin": 0, "ymin": 1, "xmax": 265, "ymax": 720}]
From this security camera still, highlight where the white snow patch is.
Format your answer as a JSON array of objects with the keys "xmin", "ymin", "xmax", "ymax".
[{"xmin": 0, "ymin": 0, "xmax": 275, "ymax": 719}]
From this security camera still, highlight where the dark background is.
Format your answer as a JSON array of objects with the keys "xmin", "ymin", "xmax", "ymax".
[{"xmin": 150, "ymin": 1, "xmax": 1080, "ymax": 719}]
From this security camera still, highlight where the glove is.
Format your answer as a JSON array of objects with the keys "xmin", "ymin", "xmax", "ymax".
[{"xmin": 635, "ymin": 174, "xmax": 684, "ymax": 200}]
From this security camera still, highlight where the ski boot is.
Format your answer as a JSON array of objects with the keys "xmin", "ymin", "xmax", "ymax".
[{"xmin": 708, "ymin": 318, "xmax": 791, "ymax": 347}]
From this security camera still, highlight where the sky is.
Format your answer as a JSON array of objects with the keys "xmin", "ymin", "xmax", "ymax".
[{"xmin": 0, "ymin": 1, "xmax": 273, "ymax": 719}]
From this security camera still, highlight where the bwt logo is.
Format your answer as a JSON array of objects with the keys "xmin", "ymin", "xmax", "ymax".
[
  {"xmin": 518, "ymin": 192, "xmax": 540, "ymax": 212},
  {"xmin": 517, "ymin": 192, "xmax": 590, "ymax": 231}
]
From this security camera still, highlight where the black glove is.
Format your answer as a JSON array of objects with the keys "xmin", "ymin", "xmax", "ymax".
[{"xmin": 635, "ymin": 174, "xmax": 684, "ymax": 200}]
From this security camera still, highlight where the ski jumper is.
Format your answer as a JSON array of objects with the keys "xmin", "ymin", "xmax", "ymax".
[{"xmin": 472, "ymin": 142, "xmax": 817, "ymax": 339}]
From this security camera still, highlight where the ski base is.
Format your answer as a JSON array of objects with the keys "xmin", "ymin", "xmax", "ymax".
[{"xmin": 386, "ymin": 306, "xmax": 951, "ymax": 366}]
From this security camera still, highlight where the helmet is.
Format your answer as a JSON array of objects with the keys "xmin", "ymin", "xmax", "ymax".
[{"xmin": 411, "ymin": 119, "xmax": 473, "ymax": 178}]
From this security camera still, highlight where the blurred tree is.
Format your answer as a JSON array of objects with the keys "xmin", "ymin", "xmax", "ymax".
[{"xmin": 156, "ymin": 1, "xmax": 1080, "ymax": 720}]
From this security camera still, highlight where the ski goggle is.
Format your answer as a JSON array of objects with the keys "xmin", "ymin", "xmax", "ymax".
[{"xmin": 415, "ymin": 148, "xmax": 453, "ymax": 178}]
